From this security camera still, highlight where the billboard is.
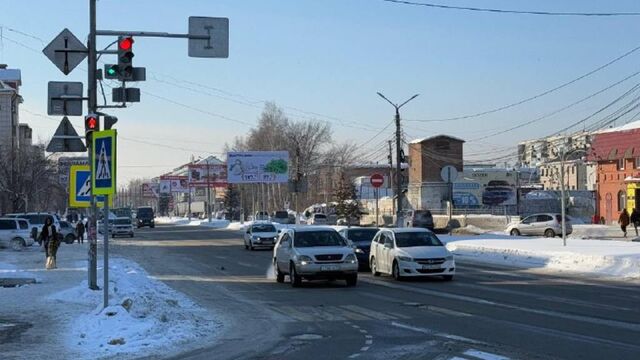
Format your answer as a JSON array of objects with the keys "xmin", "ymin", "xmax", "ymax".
[
  {"xmin": 188, "ymin": 164, "xmax": 228, "ymax": 187},
  {"xmin": 159, "ymin": 176, "xmax": 189, "ymax": 193},
  {"xmin": 453, "ymin": 169, "xmax": 518, "ymax": 207},
  {"xmin": 227, "ymin": 151, "xmax": 289, "ymax": 184},
  {"xmin": 142, "ymin": 182, "xmax": 159, "ymax": 198}
]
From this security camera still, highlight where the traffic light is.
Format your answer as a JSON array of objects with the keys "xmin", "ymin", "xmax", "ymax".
[
  {"xmin": 104, "ymin": 115, "xmax": 118, "ymax": 130},
  {"xmin": 117, "ymin": 36, "xmax": 134, "ymax": 81},
  {"xmin": 85, "ymin": 114, "xmax": 99, "ymax": 137},
  {"xmin": 104, "ymin": 64, "xmax": 119, "ymax": 79}
]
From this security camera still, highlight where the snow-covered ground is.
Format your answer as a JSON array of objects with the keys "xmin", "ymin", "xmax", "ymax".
[
  {"xmin": 0, "ymin": 244, "xmax": 221, "ymax": 359},
  {"xmin": 441, "ymin": 234, "xmax": 640, "ymax": 279},
  {"xmin": 155, "ymin": 216, "xmax": 229, "ymax": 228}
]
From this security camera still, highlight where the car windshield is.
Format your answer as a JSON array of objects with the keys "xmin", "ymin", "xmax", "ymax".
[
  {"xmin": 395, "ymin": 232, "xmax": 443, "ymax": 247},
  {"xmin": 23, "ymin": 214, "xmax": 50, "ymax": 225},
  {"xmin": 274, "ymin": 211, "xmax": 288, "ymax": 218},
  {"xmin": 115, "ymin": 219, "xmax": 131, "ymax": 225},
  {"xmin": 314, "ymin": 214, "xmax": 327, "ymax": 219},
  {"xmin": 137, "ymin": 208, "xmax": 154, "ymax": 217},
  {"xmin": 295, "ymin": 230, "xmax": 346, "ymax": 247},
  {"xmin": 347, "ymin": 229, "xmax": 379, "ymax": 242},
  {"xmin": 253, "ymin": 224, "xmax": 276, "ymax": 232},
  {"xmin": 414, "ymin": 211, "xmax": 432, "ymax": 220}
]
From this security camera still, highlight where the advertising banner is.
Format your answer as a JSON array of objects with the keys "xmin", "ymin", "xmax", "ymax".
[
  {"xmin": 159, "ymin": 176, "xmax": 189, "ymax": 193},
  {"xmin": 453, "ymin": 169, "xmax": 518, "ymax": 207},
  {"xmin": 142, "ymin": 182, "xmax": 159, "ymax": 198},
  {"xmin": 227, "ymin": 151, "xmax": 289, "ymax": 184},
  {"xmin": 188, "ymin": 164, "xmax": 228, "ymax": 187}
]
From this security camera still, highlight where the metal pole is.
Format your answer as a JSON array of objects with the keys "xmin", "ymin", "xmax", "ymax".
[
  {"xmin": 375, "ymin": 187, "xmax": 379, "ymax": 226},
  {"xmin": 388, "ymin": 140, "xmax": 394, "ymax": 215},
  {"xmin": 395, "ymin": 108, "xmax": 403, "ymax": 227},
  {"xmin": 103, "ymin": 194, "xmax": 109, "ymax": 308},
  {"xmin": 560, "ymin": 149, "xmax": 567, "ymax": 246},
  {"xmin": 207, "ymin": 160, "xmax": 212, "ymax": 223},
  {"xmin": 87, "ymin": 0, "xmax": 99, "ymax": 290}
]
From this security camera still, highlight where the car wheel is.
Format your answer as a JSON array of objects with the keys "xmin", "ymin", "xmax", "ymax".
[
  {"xmin": 11, "ymin": 238, "xmax": 25, "ymax": 251},
  {"xmin": 275, "ymin": 260, "xmax": 285, "ymax": 283},
  {"xmin": 442, "ymin": 275, "xmax": 454, "ymax": 281},
  {"xmin": 130, "ymin": 233, "xmax": 134, "ymax": 238},
  {"xmin": 392, "ymin": 261, "xmax": 403, "ymax": 281},
  {"xmin": 345, "ymin": 274, "xmax": 358, "ymax": 287},
  {"xmin": 370, "ymin": 257, "xmax": 380, "ymax": 277},
  {"xmin": 244, "ymin": 240, "xmax": 249, "ymax": 250},
  {"xmin": 249, "ymin": 241, "xmax": 254, "ymax": 251},
  {"xmin": 290, "ymin": 264, "xmax": 302, "ymax": 287},
  {"xmin": 544, "ymin": 229, "xmax": 555, "ymax": 238},
  {"xmin": 510, "ymin": 229, "xmax": 520, "ymax": 236},
  {"xmin": 65, "ymin": 234, "xmax": 75, "ymax": 244}
]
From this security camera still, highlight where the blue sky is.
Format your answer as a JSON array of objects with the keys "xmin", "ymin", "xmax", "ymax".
[{"xmin": 2, "ymin": 0, "xmax": 640, "ymax": 182}]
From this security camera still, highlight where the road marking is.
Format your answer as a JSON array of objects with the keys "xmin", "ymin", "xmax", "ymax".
[
  {"xmin": 360, "ymin": 346, "xmax": 370, "ymax": 351},
  {"xmin": 236, "ymin": 262, "xmax": 257, "ymax": 268},
  {"xmin": 348, "ymin": 354, "xmax": 360, "ymax": 358},
  {"xmin": 363, "ymin": 278, "xmax": 640, "ymax": 331},
  {"xmin": 463, "ymin": 349, "xmax": 510, "ymax": 360},
  {"xmin": 365, "ymin": 339, "xmax": 373, "ymax": 345},
  {"xmin": 425, "ymin": 305, "xmax": 473, "ymax": 317},
  {"xmin": 341, "ymin": 305, "xmax": 396, "ymax": 320},
  {"xmin": 279, "ymin": 307, "xmax": 317, "ymax": 322},
  {"xmin": 391, "ymin": 322, "xmax": 486, "ymax": 345}
]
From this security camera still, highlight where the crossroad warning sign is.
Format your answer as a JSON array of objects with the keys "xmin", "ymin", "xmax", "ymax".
[
  {"xmin": 92, "ymin": 130, "xmax": 117, "ymax": 196},
  {"xmin": 69, "ymin": 165, "xmax": 109, "ymax": 208}
]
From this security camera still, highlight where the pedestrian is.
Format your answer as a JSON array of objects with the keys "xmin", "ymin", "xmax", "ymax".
[
  {"xmin": 39, "ymin": 218, "xmax": 59, "ymax": 269},
  {"xmin": 630, "ymin": 208, "xmax": 640, "ymax": 237},
  {"xmin": 76, "ymin": 220, "xmax": 85, "ymax": 244},
  {"xmin": 619, "ymin": 208, "xmax": 630, "ymax": 238}
]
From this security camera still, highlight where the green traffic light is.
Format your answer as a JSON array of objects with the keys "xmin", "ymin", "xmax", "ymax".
[{"xmin": 107, "ymin": 67, "xmax": 117, "ymax": 76}]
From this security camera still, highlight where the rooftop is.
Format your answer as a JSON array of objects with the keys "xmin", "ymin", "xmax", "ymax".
[{"xmin": 409, "ymin": 135, "xmax": 465, "ymax": 144}]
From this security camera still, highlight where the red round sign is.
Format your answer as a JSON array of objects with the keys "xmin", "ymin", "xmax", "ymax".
[{"xmin": 370, "ymin": 173, "xmax": 384, "ymax": 188}]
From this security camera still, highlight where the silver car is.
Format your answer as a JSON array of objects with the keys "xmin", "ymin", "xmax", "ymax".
[
  {"xmin": 506, "ymin": 213, "xmax": 572, "ymax": 237},
  {"xmin": 273, "ymin": 227, "xmax": 358, "ymax": 287},
  {"xmin": 58, "ymin": 221, "xmax": 77, "ymax": 244},
  {"xmin": 0, "ymin": 218, "xmax": 34, "ymax": 250}
]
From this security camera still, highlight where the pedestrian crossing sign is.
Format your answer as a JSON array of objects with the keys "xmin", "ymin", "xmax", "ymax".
[
  {"xmin": 92, "ymin": 129, "xmax": 117, "ymax": 195},
  {"xmin": 69, "ymin": 165, "xmax": 110, "ymax": 208}
]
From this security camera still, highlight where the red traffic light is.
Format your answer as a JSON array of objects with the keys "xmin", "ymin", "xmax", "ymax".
[
  {"xmin": 85, "ymin": 115, "xmax": 98, "ymax": 130},
  {"xmin": 118, "ymin": 37, "xmax": 134, "ymax": 51}
]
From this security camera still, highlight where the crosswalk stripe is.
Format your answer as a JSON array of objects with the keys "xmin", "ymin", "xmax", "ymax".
[
  {"xmin": 301, "ymin": 306, "xmax": 346, "ymax": 322},
  {"xmin": 276, "ymin": 306, "xmax": 317, "ymax": 322},
  {"xmin": 341, "ymin": 305, "xmax": 396, "ymax": 320},
  {"xmin": 329, "ymin": 306, "xmax": 373, "ymax": 321}
]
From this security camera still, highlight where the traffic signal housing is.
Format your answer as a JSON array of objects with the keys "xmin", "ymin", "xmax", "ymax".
[
  {"xmin": 117, "ymin": 36, "xmax": 134, "ymax": 81},
  {"xmin": 85, "ymin": 114, "xmax": 99, "ymax": 138}
]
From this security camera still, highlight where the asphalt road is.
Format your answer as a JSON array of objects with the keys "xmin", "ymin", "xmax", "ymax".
[{"xmin": 112, "ymin": 224, "xmax": 640, "ymax": 360}]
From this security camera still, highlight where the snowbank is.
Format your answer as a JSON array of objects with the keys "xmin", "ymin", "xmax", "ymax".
[
  {"xmin": 48, "ymin": 258, "xmax": 221, "ymax": 359},
  {"xmin": 154, "ymin": 216, "xmax": 191, "ymax": 225},
  {"xmin": 155, "ymin": 217, "xmax": 229, "ymax": 228},
  {"xmin": 442, "ymin": 235, "xmax": 640, "ymax": 279}
]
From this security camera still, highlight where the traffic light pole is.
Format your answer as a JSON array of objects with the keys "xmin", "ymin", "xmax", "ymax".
[{"xmin": 87, "ymin": 0, "xmax": 99, "ymax": 290}]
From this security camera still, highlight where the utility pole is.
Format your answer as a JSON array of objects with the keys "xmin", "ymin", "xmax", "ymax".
[
  {"xmin": 207, "ymin": 159, "xmax": 212, "ymax": 223},
  {"xmin": 388, "ymin": 140, "xmax": 394, "ymax": 214},
  {"xmin": 377, "ymin": 92, "xmax": 419, "ymax": 227},
  {"xmin": 87, "ymin": 0, "xmax": 98, "ymax": 290},
  {"xmin": 295, "ymin": 145, "xmax": 302, "ymax": 223}
]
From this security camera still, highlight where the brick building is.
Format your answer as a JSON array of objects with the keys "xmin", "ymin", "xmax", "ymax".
[{"xmin": 590, "ymin": 121, "xmax": 640, "ymax": 224}]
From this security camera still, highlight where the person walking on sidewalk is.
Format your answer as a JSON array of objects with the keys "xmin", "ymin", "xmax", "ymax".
[
  {"xmin": 76, "ymin": 220, "xmax": 85, "ymax": 244},
  {"xmin": 619, "ymin": 209, "xmax": 630, "ymax": 238},
  {"xmin": 630, "ymin": 208, "xmax": 640, "ymax": 237},
  {"xmin": 39, "ymin": 218, "xmax": 59, "ymax": 269}
]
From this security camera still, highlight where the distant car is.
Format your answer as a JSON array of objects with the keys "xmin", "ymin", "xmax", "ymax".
[
  {"xmin": 254, "ymin": 211, "xmax": 270, "ymax": 221},
  {"xmin": 0, "ymin": 218, "xmax": 34, "ymax": 250},
  {"xmin": 17, "ymin": 213, "xmax": 61, "ymax": 244},
  {"xmin": 308, "ymin": 213, "xmax": 327, "ymax": 225},
  {"xmin": 58, "ymin": 221, "xmax": 77, "ymax": 244},
  {"xmin": 136, "ymin": 206, "xmax": 155, "ymax": 228},
  {"xmin": 338, "ymin": 227, "xmax": 379, "ymax": 270},
  {"xmin": 112, "ymin": 217, "xmax": 134, "ymax": 238},
  {"xmin": 482, "ymin": 180, "xmax": 515, "ymax": 206},
  {"xmin": 272, "ymin": 211, "xmax": 290, "ymax": 224},
  {"xmin": 369, "ymin": 228, "xmax": 455, "ymax": 281},
  {"xmin": 410, "ymin": 210, "xmax": 434, "ymax": 230},
  {"xmin": 506, "ymin": 213, "xmax": 572, "ymax": 238},
  {"xmin": 273, "ymin": 227, "xmax": 358, "ymax": 287},
  {"xmin": 244, "ymin": 222, "xmax": 278, "ymax": 250}
]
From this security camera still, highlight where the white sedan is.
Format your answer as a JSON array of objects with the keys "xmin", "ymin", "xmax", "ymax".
[
  {"xmin": 244, "ymin": 222, "xmax": 279, "ymax": 250},
  {"xmin": 369, "ymin": 228, "xmax": 455, "ymax": 281}
]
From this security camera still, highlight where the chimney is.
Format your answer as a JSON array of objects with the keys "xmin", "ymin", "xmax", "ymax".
[{"xmin": 0, "ymin": 64, "xmax": 7, "ymax": 69}]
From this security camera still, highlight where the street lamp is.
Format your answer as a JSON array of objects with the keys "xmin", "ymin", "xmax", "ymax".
[
  {"xmin": 558, "ymin": 146, "xmax": 588, "ymax": 246},
  {"xmin": 377, "ymin": 92, "xmax": 419, "ymax": 227}
]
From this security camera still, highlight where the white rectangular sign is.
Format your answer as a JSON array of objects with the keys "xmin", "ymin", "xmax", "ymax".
[{"xmin": 227, "ymin": 151, "xmax": 289, "ymax": 184}]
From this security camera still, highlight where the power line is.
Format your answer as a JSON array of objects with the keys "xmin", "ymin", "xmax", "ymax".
[
  {"xmin": 407, "ymin": 44, "xmax": 640, "ymax": 122},
  {"xmin": 382, "ymin": 0, "xmax": 640, "ymax": 17}
]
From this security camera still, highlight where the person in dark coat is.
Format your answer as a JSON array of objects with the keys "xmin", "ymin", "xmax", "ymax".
[
  {"xmin": 619, "ymin": 209, "xmax": 630, "ymax": 238},
  {"xmin": 76, "ymin": 221, "xmax": 85, "ymax": 244},
  {"xmin": 630, "ymin": 208, "xmax": 640, "ymax": 237},
  {"xmin": 39, "ymin": 218, "xmax": 59, "ymax": 269}
]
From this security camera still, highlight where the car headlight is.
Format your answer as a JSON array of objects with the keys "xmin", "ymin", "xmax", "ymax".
[
  {"xmin": 397, "ymin": 256, "xmax": 413, "ymax": 262},
  {"xmin": 354, "ymin": 248, "xmax": 364, "ymax": 254},
  {"xmin": 345, "ymin": 254, "xmax": 358, "ymax": 264},
  {"xmin": 445, "ymin": 255, "xmax": 454, "ymax": 261},
  {"xmin": 252, "ymin": 235, "xmax": 259, "ymax": 240},
  {"xmin": 297, "ymin": 255, "xmax": 313, "ymax": 265}
]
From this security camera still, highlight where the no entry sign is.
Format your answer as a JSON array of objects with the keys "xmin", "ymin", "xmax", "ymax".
[{"xmin": 370, "ymin": 173, "xmax": 384, "ymax": 188}]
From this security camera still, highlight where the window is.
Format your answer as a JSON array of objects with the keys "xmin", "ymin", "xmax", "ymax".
[
  {"xmin": 294, "ymin": 231, "xmax": 346, "ymax": 247},
  {"xmin": 617, "ymin": 158, "xmax": 625, "ymax": 170},
  {"xmin": 536, "ymin": 215, "xmax": 553, "ymax": 222},
  {"xmin": 618, "ymin": 191, "xmax": 626, "ymax": 212},
  {"xmin": 636, "ymin": 157, "xmax": 640, "ymax": 169},
  {"xmin": 18, "ymin": 220, "xmax": 29, "ymax": 230},
  {"xmin": 0, "ymin": 220, "xmax": 16, "ymax": 230},
  {"xmin": 395, "ymin": 232, "xmax": 443, "ymax": 247}
]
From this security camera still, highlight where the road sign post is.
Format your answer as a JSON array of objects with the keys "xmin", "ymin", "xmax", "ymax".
[
  {"xmin": 370, "ymin": 173, "xmax": 384, "ymax": 226},
  {"xmin": 440, "ymin": 165, "xmax": 458, "ymax": 233}
]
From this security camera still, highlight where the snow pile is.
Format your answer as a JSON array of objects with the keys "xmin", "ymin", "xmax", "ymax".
[
  {"xmin": 48, "ymin": 258, "xmax": 221, "ymax": 359},
  {"xmin": 443, "ymin": 236, "xmax": 640, "ymax": 278},
  {"xmin": 154, "ymin": 217, "xmax": 191, "ymax": 225},
  {"xmin": 187, "ymin": 219, "xmax": 230, "ymax": 228}
]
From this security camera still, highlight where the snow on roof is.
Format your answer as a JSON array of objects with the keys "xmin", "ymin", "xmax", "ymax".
[
  {"xmin": 596, "ymin": 119, "xmax": 640, "ymax": 134},
  {"xmin": 409, "ymin": 135, "xmax": 465, "ymax": 144}
]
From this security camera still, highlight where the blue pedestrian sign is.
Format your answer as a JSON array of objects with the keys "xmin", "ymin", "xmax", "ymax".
[
  {"xmin": 69, "ymin": 165, "xmax": 109, "ymax": 208},
  {"xmin": 92, "ymin": 129, "xmax": 117, "ymax": 196}
]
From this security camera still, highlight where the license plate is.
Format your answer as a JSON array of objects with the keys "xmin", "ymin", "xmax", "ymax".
[
  {"xmin": 422, "ymin": 265, "xmax": 440, "ymax": 270},
  {"xmin": 321, "ymin": 265, "xmax": 339, "ymax": 271}
]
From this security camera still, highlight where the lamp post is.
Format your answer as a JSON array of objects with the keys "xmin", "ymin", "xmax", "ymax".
[
  {"xmin": 558, "ymin": 146, "xmax": 588, "ymax": 246},
  {"xmin": 376, "ymin": 92, "xmax": 419, "ymax": 227}
]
